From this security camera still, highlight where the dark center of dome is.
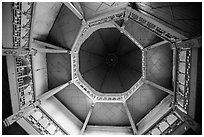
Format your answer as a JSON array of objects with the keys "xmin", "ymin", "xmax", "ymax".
[
  {"xmin": 105, "ymin": 53, "xmax": 118, "ymax": 67},
  {"xmin": 79, "ymin": 28, "xmax": 142, "ymax": 94}
]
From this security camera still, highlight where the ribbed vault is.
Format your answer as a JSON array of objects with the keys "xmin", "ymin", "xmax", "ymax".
[{"xmin": 79, "ymin": 28, "xmax": 142, "ymax": 94}]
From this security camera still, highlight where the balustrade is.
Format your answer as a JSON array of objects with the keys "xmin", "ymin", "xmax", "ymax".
[
  {"xmin": 175, "ymin": 48, "xmax": 191, "ymax": 112},
  {"xmin": 15, "ymin": 56, "xmax": 35, "ymax": 108},
  {"xmin": 145, "ymin": 110, "xmax": 183, "ymax": 135},
  {"xmin": 10, "ymin": 2, "xmax": 35, "ymax": 109},
  {"xmin": 25, "ymin": 107, "xmax": 67, "ymax": 135},
  {"xmin": 12, "ymin": 2, "xmax": 33, "ymax": 48}
]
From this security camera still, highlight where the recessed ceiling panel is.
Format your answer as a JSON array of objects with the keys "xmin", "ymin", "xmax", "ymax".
[
  {"xmin": 124, "ymin": 19, "xmax": 163, "ymax": 48},
  {"xmin": 47, "ymin": 53, "xmax": 71, "ymax": 90},
  {"xmin": 126, "ymin": 84, "xmax": 168, "ymax": 123},
  {"xmin": 47, "ymin": 4, "xmax": 81, "ymax": 50},
  {"xmin": 146, "ymin": 43, "xmax": 173, "ymax": 90},
  {"xmin": 88, "ymin": 103, "xmax": 130, "ymax": 126},
  {"xmin": 55, "ymin": 84, "xmax": 93, "ymax": 123}
]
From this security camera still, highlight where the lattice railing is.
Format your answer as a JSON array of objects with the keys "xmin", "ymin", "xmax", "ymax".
[
  {"xmin": 175, "ymin": 48, "xmax": 191, "ymax": 113},
  {"xmin": 12, "ymin": 2, "xmax": 33, "ymax": 48},
  {"xmin": 128, "ymin": 9, "xmax": 186, "ymax": 43},
  {"xmin": 11, "ymin": 2, "xmax": 35, "ymax": 108},
  {"xmin": 88, "ymin": 11, "xmax": 125, "ymax": 27},
  {"xmin": 144, "ymin": 110, "xmax": 183, "ymax": 135},
  {"xmin": 15, "ymin": 56, "xmax": 35, "ymax": 108},
  {"xmin": 25, "ymin": 107, "xmax": 67, "ymax": 135}
]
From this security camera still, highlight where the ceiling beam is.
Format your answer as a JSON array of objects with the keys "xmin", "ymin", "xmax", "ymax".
[
  {"xmin": 121, "ymin": 7, "xmax": 131, "ymax": 28},
  {"xmin": 145, "ymin": 40, "xmax": 169, "ymax": 51},
  {"xmin": 33, "ymin": 47, "xmax": 69, "ymax": 54},
  {"xmin": 32, "ymin": 39, "xmax": 69, "ymax": 54},
  {"xmin": 80, "ymin": 103, "xmax": 95, "ymax": 134},
  {"xmin": 32, "ymin": 39, "xmax": 67, "ymax": 50},
  {"xmin": 72, "ymin": 2, "xmax": 84, "ymax": 17},
  {"xmin": 144, "ymin": 80, "xmax": 174, "ymax": 95},
  {"xmin": 113, "ymin": 21, "xmax": 144, "ymax": 50},
  {"xmin": 3, "ymin": 80, "xmax": 72, "ymax": 131},
  {"xmin": 64, "ymin": 2, "xmax": 84, "ymax": 20},
  {"xmin": 123, "ymin": 102, "xmax": 138, "ymax": 135},
  {"xmin": 172, "ymin": 47, "xmax": 177, "ymax": 104},
  {"xmin": 38, "ymin": 81, "xmax": 72, "ymax": 101}
]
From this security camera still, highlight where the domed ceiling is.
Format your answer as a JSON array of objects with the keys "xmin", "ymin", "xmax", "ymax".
[
  {"xmin": 79, "ymin": 28, "xmax": 142, "ymax": 94},
  {"xmin": 46, "ymin": 3, "xmax": 172, "ymax": 127},
  {"xmin": 2, "ymin": 2, "xmax": 202, "ymax": 135}
]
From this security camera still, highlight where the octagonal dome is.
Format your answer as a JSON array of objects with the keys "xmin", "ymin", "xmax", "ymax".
[{"xmin": 79, "ymin": 28, "xmax": 142, "ymax": 94}]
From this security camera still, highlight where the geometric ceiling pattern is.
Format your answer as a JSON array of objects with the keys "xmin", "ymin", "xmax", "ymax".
[{"xmin": 2, "ymin": 2, "xmax": 202, "ymax": 135}]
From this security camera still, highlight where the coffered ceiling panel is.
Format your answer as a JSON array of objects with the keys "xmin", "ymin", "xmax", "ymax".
[{"xmin": 127, "ymin": 84, "xmax": 168, "ymax": 123}]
